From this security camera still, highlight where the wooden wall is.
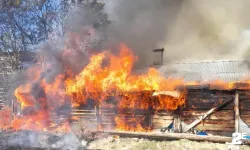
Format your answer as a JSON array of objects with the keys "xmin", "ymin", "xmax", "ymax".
[
  {"xmin": 71, "ymin": 106, "xmax": 98, "ymax": 130},
  {"xmin": 70, "ymin": 90, "xmax": 250, "ymax": 136},
  {"xmin": 181, "ymin": 89, "xmax": 235, "ymax": 136},
  {"xmin": 152, "ymin": 110, "xmax": 175, "ymax": 131},
  {"xmin": 0, "ymin": 54, "xmax": 34, "ymax": 110},
  {"xmin": 99, "ymin": 107, "xmax": 116, "ymax": 130},
  {"xmin": 71, "ymin": 105, "xmax": 175, "ymax": 131},
  {"xmin": 71, "ymin": 101, "xmax": 153, "ymax": 131},
  {"xmin": 0, "ymin": 100, "xmax": 4, "ymax": 109},
  {"xmin": 0, "ymin": 56, "xmax": 12, "ymax": 108},
  {"xmin": 239, "ymin": 91, "xmax": 250, "ymax": 126}
]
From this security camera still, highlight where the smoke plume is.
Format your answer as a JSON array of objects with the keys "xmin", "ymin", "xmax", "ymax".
[
  {"xmin": 103, "ymin": 0, "xmax": 183, "ymax": 67},
  {"xmin": 103, "ymin": 0, "xmax": 250, "ymax": 65},
  {"xmin": 33, "ymin": 0, "xmax": 250, "ymax": 77}
]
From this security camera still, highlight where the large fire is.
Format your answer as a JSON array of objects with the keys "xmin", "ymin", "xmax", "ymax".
[{"xmin": 0, "ymin": 42, "xmax": 248, "ymax": 133}]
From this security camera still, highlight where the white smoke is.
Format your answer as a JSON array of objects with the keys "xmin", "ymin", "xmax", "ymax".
[{"xmin": 102, "ymin": 0, "xmax": 250, "ymax": 66}]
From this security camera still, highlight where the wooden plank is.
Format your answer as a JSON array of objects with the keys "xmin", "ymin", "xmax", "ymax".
[
  {"xmin": 72, "ymin": 115, "xmax": 97, "ymax": 120},
  {"xmin": 100, "ymin": 110, "xmax": 117, "ymax": 113},
  {"xmin": 71, "ymin": 113, "xmax": 96, "ymax": 117},
  {"xmin": 100, "ymin": 112, "xmax": 116, "ymax": 115},
  {"xmin": 100, "ymin": 123, "xmax": 116, "ymax": 125},
  {"xmin": 101, "ymin": 114, "xmax": 116, "ymax": 118},
  {"xmin": 177, "ymin": 84, "xmax": 210, "ymax": 90},
  {"xmin": 240, "ymin": 98, "xmax": 250, "ymax": 102},
  {"xmin": 95, "ymin": 131, "xmax": 242, "ymax": 144},
  {"xmin": 181, "ymin": 121, "xmax": 235, "ymax": 131},
  {"xmin": 99, "ymin": 124, "xmax": 116, "ymax": 130},
  {"xmin": 195, "ymin": 126, "xmax": 234, "ymax": 132},
  {"xmin": 183, "ymin": 119, "xmax": 235, "ymax": 125},
  {"xmin": 100, "ymin": 107, "xmax": 117, "ymax": 110},
  {"xmin": 152, "ymin": 111, "xmax": 174, "ymax": 128},
  {"xmin": 75, "ymin": 119, "xmax": 97, "ymax": 123},
  {"xmin": 219, "ymin": 102, "xmax": 234, "ymax": 110},
  {"xmin": 114, "ymin": 116, "xmax": 151, "ymax": 121},
  {"xmin": 241, "ymin": 115, "xmax": 250, "ymax": 120},
  {"xmin": 195, "ymin": 123, "xmax": 235, "ymax": 129},
  {"xmin": 182, "ymin": 111, "xmax": 234, "ymax": 120},
  {"xmin": 72, "ymin": 109, "xmax": 96, "ymax": 112},
  {"xmin": 101, "ymin": 119, "xmax": 115, "ymax": 123},
  {"xmin": 117, "ymin": 108, "xmax": 151, "ymax": 115},
  {"xmin": 154, "ymin": 112, "xmax": 175, "ymax": 116},
  {"xmin": 187, "ymin": 94, "xmax": 233, "ymax": 99},
  {"xmin": 182, "ymin": 110, "xmax": 233, "ymax": 116},
  {"xmin": 153, "ymin": 123, "xmax": 173, "ymax": 129},
  {"xmin": 240, "ymin": 111, "xmax": 250, "ymax": 115},
  {"xmin": 209, "ymin": 115, "xmax": 234, "ymax": 120},
  {"xmin": 153, "ymin": 119, "xmax": 174, "ymax": 124},
  {"xmin": 114, "ymin": 114, "xmax": 151, "ymax": 118},
  {"xmin": 240, "ymin": 101, "xmax": 250, "ymax": 110},
  {"xmin": 238, "ymin": 96, "xmax": 250, "ymax": 100},
  {"xmin": 238, "ymin": 118, "xmax": 250, "ymax": 124},
  {"xmin": 235, "ymin": 92, "xmax": 239, "ymax": 133},
  {"xmin": 153, "ymin": 115, "xmax": 174, "ymax": 120},
  {"xmin": 186, "ymin": 101, "xmax": 234, "ymax": 110},
  {"xmin": 238, "ymin": 91, "xmax": 250, "ymax": 95}
]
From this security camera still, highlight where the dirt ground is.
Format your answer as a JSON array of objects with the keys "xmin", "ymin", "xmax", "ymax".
[{"xmin": 87, "ymin": 136, "xmax": 250, "ymax": 150}]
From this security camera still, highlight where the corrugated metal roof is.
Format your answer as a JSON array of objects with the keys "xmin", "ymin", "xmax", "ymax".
[{"xmin": 158, "ymin": 60, "xmax": 250, "ymax": 82}]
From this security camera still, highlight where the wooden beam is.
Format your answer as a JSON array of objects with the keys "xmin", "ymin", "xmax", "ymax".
[
  {"xmin": 234, "ymin": 92, "xmax": 239, "ymax": 133},
  {"xmin": 183, "ymin": 98, "xmax": 234, "ymax": 133},
  {"xmin": 174, "ymin": 117, "xmax": 181, "ymax": 132},
  {"xmin": 96, "ymin": 131, "xmax": 237, "ymax": 144},
  {"xmin": 152, "ymin": 91, "xmax": 181, "ymax": 98},
  {"xmin": 95, "ymin": 104, "xmax": 101, "ymax": 130}
]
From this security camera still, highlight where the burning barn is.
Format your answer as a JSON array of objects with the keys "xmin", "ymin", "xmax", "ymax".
[
  {"xmin": 1, "ymin": 45, "xmax": 250, "ymax": 149},
  {"xmin": 3, "ymin": 0, "xmax": 250, "ymax": 149},
  {"xmin": 68, "ymin": 83, "xmax": 250, "ymax": 137},
  {"xmin": 65, "ymin": 58, "xmax": 250, "ymax": 138}
]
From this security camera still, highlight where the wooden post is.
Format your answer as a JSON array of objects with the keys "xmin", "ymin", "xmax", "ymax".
[
  {"xmin": 174, "ymin": 117, "xmax": 181, "ymax": 133},
  {"xmin": 148, "ymin": 100, "xmax": 154, "ymax": 130},
  {"xmin": 235, "ymin": 92, "xmax": 239, "ymax": 133},
  {"xmin": 173, "ymin": 108, "xmax": 181, "ymax": 133},
  {"xmin": 95, "ymin": 104, "xmax": 101, "ymax": 131},
  {"xmin": 11, "ymin": 99, "xmax": 15, "ymax": 119},
  {"xmin": 153, "ymin": 48, "xmax": 164, "ymax": 65}
]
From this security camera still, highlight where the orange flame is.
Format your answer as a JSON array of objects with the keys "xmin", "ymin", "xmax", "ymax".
[
  {"xmin": 3, "ymin": 42, "xmax": 247, "ymax": 133},
  {"xmin": 64, "ymin": 44, "xmax": 185, "ymax": 131},
  {"xmin": 115, "ymin": 116, "xmax": 150, "ymax": 132},
  {"xmin": 65, "ymin": 44, "xmax": 184, "ymax": 107}
]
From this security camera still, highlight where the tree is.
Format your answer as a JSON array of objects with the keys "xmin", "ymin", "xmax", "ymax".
[
  {"xmin": 0, "ymin": 0, "xmax": 110, "ymax": 69},
  {"xmin": 0, "ymin": 0, "xmax": 63, "ymax": 69}
]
